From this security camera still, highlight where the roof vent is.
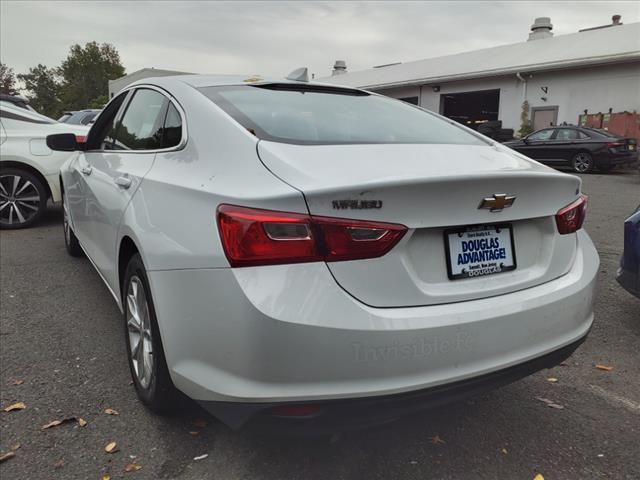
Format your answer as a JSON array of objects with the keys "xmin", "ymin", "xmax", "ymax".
[
  {"xmin": 332, "ymin": 60, "xmax": 347, "ymax": 76},
  {"xmin": 528, "ymin": 17, "xmax": 553, "ymax": 41}
]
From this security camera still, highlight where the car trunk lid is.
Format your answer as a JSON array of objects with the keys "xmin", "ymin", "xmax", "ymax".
[{"xmin": 258, "ymin": 141, "xmax": 582, "ymax": 307}]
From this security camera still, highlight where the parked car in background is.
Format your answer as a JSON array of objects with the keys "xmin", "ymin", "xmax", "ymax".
[
  {"xmin": 0, "ymin": 103, "xmax": 89, "ymax": 228},
  {"xmin": 0, "ymin": 94, "xmax": 36, "ymax": 112},
  {"xmin": 504, "ymin": 126, "xmax": 638, "ymax": 173},
  {"xmin": 58, "ymin": 109, "xmax": 101, "ymax": 125},
  {"xmin": 617, "ymin": 205, "xmax": 640, "ymax": 299},
  {"xmin": 48, "ymin": 75, "xmax": 598, "ymax": 431}
]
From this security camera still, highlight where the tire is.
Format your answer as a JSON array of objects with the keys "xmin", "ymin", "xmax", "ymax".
[
  {"xmin": 571, "ymin": 152, "xmax": 595, "ymax": 173},
  {"xmin": 62, "ymin": 189, "xmax": 83, "ymax": 257},
  {"xmin": 123, "ymin": 254, "xmax": 179, "ymax": 413},
  {"xmin": 0, "ymin": 168, "xmax": 48, "ymax": 229}
]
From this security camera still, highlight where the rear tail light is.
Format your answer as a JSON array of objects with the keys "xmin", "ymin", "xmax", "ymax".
[
  {"xmin": 267, "ymin": 404, "xmax": 323, "ymax": 418},
  {"xmin": 606, "ymin": 141, "xmax": 625, "ymax": 148},
  {"xmin": 217, "ymin": 204, "xmax": 407, "ymax": 267},
  {"xmin": 555, "ymin": 194, "xmax": 588, "ymax": 234}
]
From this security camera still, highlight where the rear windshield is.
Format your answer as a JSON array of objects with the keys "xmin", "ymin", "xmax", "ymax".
[{"xmin": 198, "ymin": 84, "xmax": 486, "ymax": 146}]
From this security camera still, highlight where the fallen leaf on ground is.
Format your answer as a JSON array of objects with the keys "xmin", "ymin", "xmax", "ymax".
[
  {"xmin": 104, "ymin": 408, "xmax": 119, "ymax": 415},
  {"xmin": 0, "ymin": 451, "xmax": 16, "ymax": 463},
  {"xmin": 41, "ymin": 417, "xmax": 76, "ymax": 430},
  {"xmin": 54, "ymin": 459, "xmax": 64, "ymax": 469},
  {"xmin": 188, "ymin": 431, "xmax": 200, "ymax": 436},
  {"xmin": 101, "ymin": 475, "xmax": 111, "ymax": 480},
  {"xmin": 533, "ymin": 474, "xmax": 545, "ymax": 480},
  {"xmin": 10, "ymin": 443, "xmax": 21, "ymax": 451},
  {"xmin": 595, "ymin": 364, "xmax": 613, "ymax": 371},
  {"xmin": 124, "ymin": 463, "xmax": 142, "ymax": 472},
  {"xmin": 104, "ymin": 442, "xmax": 118, "ymax": 454},
  {"xmin": 11, "ymin": 379, "xmax": 24, "ymax": 386},
  {"xmin": 78, "ymin": 418, "xmax": 88, "ymax": 427},
  {"xmin": 429, "ymin": 435, "xmax": 446, "ymax": 445},
  {"xmin": 192, "ymin": 419, "xmax": 207, "ymax": 428},
  {"xmin": 193, "ymin": 454, "xmax": 208, "ymax": 461},
  {"xmin": 3, "ymin": 402, "xmax": 26, "ymax": 412},
  {"xmin": 501, "ymin": 448, "xmax": 508, "ymax": 454},
  {"xmin": 547, "ymin": 377, "xmax": 558, "ymax": 383},
  {"xmin": 536, "ymin": 397, "xmax": 564, "ymax": 409}
]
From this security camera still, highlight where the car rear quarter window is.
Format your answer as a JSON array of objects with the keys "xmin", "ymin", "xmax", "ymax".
[
  {"xmin": 161, "ymin": 103, "xmax": 182, "ymax": 148},
  {"xmin": 113, "ymin": 89, "xmax": 168, "ymax": 150},
  {"xmin": 198, "ymin": 84, "xmax": 486, "ymax": 146}
]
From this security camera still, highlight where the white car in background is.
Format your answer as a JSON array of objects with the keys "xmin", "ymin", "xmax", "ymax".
[
  {"xmin": 0, "ymin": 102, "xmax": 89, "ymax": 228},
  {"xmin": 48, "ymin": 75, "xmax": 598, "ymax": 431}
]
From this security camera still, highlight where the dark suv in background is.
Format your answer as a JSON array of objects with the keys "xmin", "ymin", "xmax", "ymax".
[{"xmin": 504, "ymin": 126, "xmax": 638, "ymax": 173}]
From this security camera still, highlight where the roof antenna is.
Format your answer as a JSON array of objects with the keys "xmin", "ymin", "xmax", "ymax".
[{"xmin": 285, "ymin": 67, "xmax": 309, "ymax": 82}]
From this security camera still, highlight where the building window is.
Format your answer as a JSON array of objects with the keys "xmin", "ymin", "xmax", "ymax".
[{"xmin": 399, "ymin": 96, "xmax": 419, "ymax": 105}]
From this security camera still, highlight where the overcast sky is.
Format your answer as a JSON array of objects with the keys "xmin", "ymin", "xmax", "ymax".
[{"xmin": 2, "ymin": 1, "xmax": 639, "ymax": 80}]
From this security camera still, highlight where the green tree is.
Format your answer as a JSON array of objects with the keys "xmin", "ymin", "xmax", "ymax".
[
  {"xmin": 518, "ymin": 100, "xmax": 534, "ymax": 138},
  {"xmin": 58, "ymin": 42, "xmax": 125, "ymax": 110},
  {"xmin": 0, "ymin": 63, "xmax": 17, "ymax": 94},
  {"xmin": 88, "ymin": 94, "xmax": 108, "ymax": 109},
  {"xmin": 17, "ymin": 64, "xmax": 62, "ymax": 118}
]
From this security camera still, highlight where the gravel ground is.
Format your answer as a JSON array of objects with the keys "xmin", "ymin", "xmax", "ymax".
[{"xmin": 1, "ymin": 170, "xmax": 639, "ymax": 480}]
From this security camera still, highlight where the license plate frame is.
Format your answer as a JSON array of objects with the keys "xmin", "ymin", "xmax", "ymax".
[{"xmin": 443, "ymin": 223, "xmax": 517, "ymax": 280}]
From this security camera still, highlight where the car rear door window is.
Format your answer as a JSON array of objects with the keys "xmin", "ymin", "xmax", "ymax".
[
  {"xmin": 113, "ymin": 89, "xmax": 168, "ymax": 150},
  {"xmin": 555, "ymin": 129, "xmax": 579, "ymax": 141}
]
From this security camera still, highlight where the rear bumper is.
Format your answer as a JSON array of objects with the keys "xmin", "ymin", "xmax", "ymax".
[
  {"xmin": 201, "ymin": 332, "xmax": 587, "ymax": 431},
  {"xmin": 596, "ymin": 151, "xmax": 639, "ymax": 167},
  {"xmin": 147, "ymin": 230, "xmax": 598, "ymax": 425}
]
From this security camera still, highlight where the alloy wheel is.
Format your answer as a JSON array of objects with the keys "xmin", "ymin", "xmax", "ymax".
[
  {"xmin": 0, "ymin": 174, "xmax": 41, "ymax": 226},
  {"xmin": 126, "ymin": 276, "xmax": 154, "ymax": 389},
  {"xmin": 573, "ymin": 153, "xmax": 593, "ymax": 173}
]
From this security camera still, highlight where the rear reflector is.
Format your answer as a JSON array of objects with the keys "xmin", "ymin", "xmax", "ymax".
[
  {"xmin": 75, "ymin": 135, "xmax": 87, "ymax": 144},
  {"xmin": 555, "ymin": 194, "xmax": 588, "ymax": 234},
  {"xmin": 217, "ymin": 204, "xmax": 407, "ymax": 267}
]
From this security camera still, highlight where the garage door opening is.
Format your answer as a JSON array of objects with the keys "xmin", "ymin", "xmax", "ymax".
[{"xmin": 440, "ymin": 89, "xmax": 500, "ymax": 130}]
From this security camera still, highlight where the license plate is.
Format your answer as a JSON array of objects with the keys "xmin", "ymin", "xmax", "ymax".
[{"xmin": 444, "ymin": 224, "xmax": 516, "ymax": 280}]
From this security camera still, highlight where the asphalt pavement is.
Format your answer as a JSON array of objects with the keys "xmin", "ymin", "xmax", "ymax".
[{"xmin": 1, "ymin": 170, "xmax": 639, "ymax": 480}]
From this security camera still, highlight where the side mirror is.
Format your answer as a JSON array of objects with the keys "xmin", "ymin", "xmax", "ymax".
[
  {"xmin": 522, "ymin": 137, "xmax": 530, "ymax": 144},
  {"xmin": 46, "ymin": 133, "xmax": 84, "ymax": 151}
]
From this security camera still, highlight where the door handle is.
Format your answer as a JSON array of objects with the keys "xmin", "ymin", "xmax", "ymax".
[
  {"xmin": 114, "ymin": 176, "xmax": 132, "ymax": 189},
  {"xmin": 81, "ymin": 165, "xmax": 92, "ymax": 175}
]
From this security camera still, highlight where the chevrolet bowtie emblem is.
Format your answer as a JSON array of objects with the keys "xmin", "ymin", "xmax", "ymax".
[{"xmin": 478, "ymin": 193, "xmax": 516, "ymax": 212}]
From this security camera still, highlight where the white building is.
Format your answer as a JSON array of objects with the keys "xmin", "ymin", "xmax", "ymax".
[
  {"xmin": 322, "ymin": 17, "xmax": 640, "ymax": 135},
  {"xmin": 108, "ymin": 68, "xmax": 193, "ymax": 99}
]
